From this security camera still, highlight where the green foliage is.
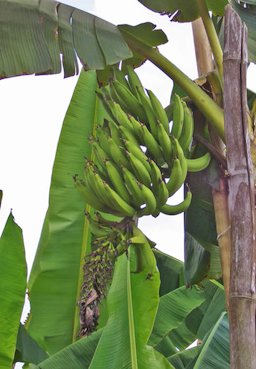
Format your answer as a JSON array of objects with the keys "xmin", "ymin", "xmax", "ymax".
[{"xmin": 0, "ymin": 213, "xmax": 27, "ymax": 369}]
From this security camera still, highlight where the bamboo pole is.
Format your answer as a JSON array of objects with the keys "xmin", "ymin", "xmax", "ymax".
[
  {"xmin": 223, "ymin": 6, "xmax": 256, "ymax": 369},
  {"xmin": 192, "ymin": 18, "xmax": 231, "ymax": 308}
]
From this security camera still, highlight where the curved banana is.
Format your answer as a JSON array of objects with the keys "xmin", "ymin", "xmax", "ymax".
[
  {"xmin": 111, "ymin": 80, "xmax": 147, "ymax": 122},
  {"xmin": 146, "ymin": 89, "xmax": 170, "ymax": 134},
  {"xmin": 125, "ymin": 150, "xmax": 152, "ymax": 188},
  {"xmin": 126, "ymin": 64, "xmax": 144, "ymax": 100},
  {"xmin": 91, "ymin": 140, "xmax": 108, "ymax": 169},
  {"xmin": 109, "ymin": 101, "xmax": 135, "ymax": 135},
  {"xmin": 156, "ymin": 179, "xmax": 169, "ymax": 208},
  {"xmin": 137, "ymin": 182, "xmax": 157, "ymax": 216},
  {"xmin": 160, "ymin": 190, "xmax": 192, "ymax": 215},
  {"xmin": 122, "ymin": 167, "xmax": 145, "ymax": 209},
  {"xmin": 108, "ymin": 119, "xmax": 122, "ymax": 147},
  {"xmin": 173, "ymin": 137, "xmax": 188, "ymax": 184},
  {"xmin": 148, "ymin": 158, "xmax": 162, "ymax": 192},
  {"xmin": 136, "ymin": 87, "xmax": 158, "ymax": 137},
  {"xmin": 128, "ymin": 115, "xmax": 144, "ymax": 142},
  {"xmin": 186, "ymin": 152, "xmax": 211, "ymax": 172},
  {"xmin": 102, "ymin": 181, "xmax": 136, "ymax": 217},
  {"xmin": 166, "ymin": 157, "xmax": 184, "ymax": 196},
  {"xmin": 107, "ymin": 136, "xmax": 131, "ymax": 169},
  {"xmin": 118, "ymin": 124, "xmax": 139, "ymax": 146},
  {"xmin": 171, "ymin": 94, "xmax": 184, "ymax": 139},
  {"xmin": 105, "ymin": 159, "xmax": 131, "ymax": 203},
  {"xmin": 179, "ymin": 104, "xmax": 194, "ymax": 152},
  {"xmin": 140, "ymin": 123, "xmax": 164, "ymax": 164},
  {"xmin": 123, "ymin": 139, "xmax": 151, "ymax": 173},
  {"xmin": 157, "ymin": 122, "xmax": 173, "ymax": 166},
  {"xmin": 112, "ymin": 66, "xmax": 130, "ymax": 90},
  {"xmin": 74, "ymin": 177, "xmax": 111, "ymax": 213}
]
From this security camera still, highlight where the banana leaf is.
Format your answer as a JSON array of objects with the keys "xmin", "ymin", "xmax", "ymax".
[
  {"xmin": 168, "ymin": 346, "xmax": 201, "ymax": 369},
  {"xmin": 26, "ymin": 70, "xmax": 103, "ymax": 354},
  {"xmin": 14, "ymin": 324, "xmax": 48, "ymax": 365},
  {"xmin": 149, "ymin": 285, "xmax": 206, "ymax": 347},
  {"xmin": 0, "ymin": 0, "xmax": 132, "ymax": 79},
  {"xmin": 34, "ymin": 329, "xmax": 102, "ymax": 369},
  {"xmin": 154, "ymin": 281, "xmax": 225, "ymax": 357},
  {"xmin": 88, "ymin": 245, "xmax": 173, "ymax": 369},
  {"xmin": 0, "ymin": 213, "xmax": 27, "ymax": 369},
  {"xmin": 154, "ymin": 249, "xmax": 185, "ymax": 296},
  {"xmin": 191, "ymin": 312, "xmax": 229, "ymax": 369},
  {"xmin": 137, "ymin": 0, "xmax": 228, "ymax": 22}
]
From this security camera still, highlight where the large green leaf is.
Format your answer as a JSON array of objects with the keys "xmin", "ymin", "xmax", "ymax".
[
  {"xmin": 14, "ymin": 324, "xmax": 48, "ymax": 365},
  {"xmin": 192, "ymin": 312, "xmax": 230, "ymax": 369},
  {"xmin": 154, "ymin": 281, "xmax": 225, "ymax": 357},
  {"xmin": 88, "ymin": 245, "xmax": 173, "ymax": 369},
  {"xmin": 0, "ymin": 213, "xmax": 27, "ymax": 369},
  {"xmin": 0, "ymin": 0, "xmax": 132, "ymax": 79},
  {"xmin": 27, "ymin": 70, "xmax": 103, "ymax": 354},
  {"xmin": 35, "ymin": 329, "xmax": 102, "ymax": 369},
  {"xmin": 137, "ymin": 0, "xmax": 228, "ymax": 22},
  {"xmin": 154, "ymin": 249, "xmax": 185, "ymax": 297},
  {"xmin": 149, "ymin": 285, "xmax": 206, "ymax": 347}
]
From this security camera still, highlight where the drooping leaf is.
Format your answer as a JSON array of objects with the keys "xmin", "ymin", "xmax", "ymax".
[
  {"xmin": 154, "ymin": 249, "xmax": 185, "ymax": 296},
  {"xmin": 27, "ymin": 70, "xmax": 103, "ymax": 354},
  {"xmin": 192, "ymin": 312, "xmax": 230, "ymax": 369},
  {"xmin": 0, "ymin": 0, "xmax": 132, "ymax": 79},
  {"xmin": 168, "ymin": 346, "xmax": 201, "ymax": 369},
  {"xmin": 0, "ymin": 213, "xmax": 27, "ymax": 369},
  {"xmin": 154, "ymin": 281, "xmax": 225, "ymax": 357},
  {"xmin": 149, "ymin": 285, "xmax": 206, "ymax": 347},
  {"xmin": 137, "ymin": 0, "xmax": 228, "ymax": 22},
  {"xmin": 14, "ymin": 324, "xmax": 48, "ymax": 364},
  {"xmin": 34, "ymin": 329, "xmax": 102, "ymax": 369},
  {"xmin": 185, "ymin": 161, "xmax": 219, "ymax": 286}
]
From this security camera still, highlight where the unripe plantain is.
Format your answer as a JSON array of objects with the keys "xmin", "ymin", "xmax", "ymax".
[
  {"xmin": 186, "ymin": 152, "xmax": 211, "ymax": 172},
  {"xmin": 171, "ymin": 94, "xmax": 184, "ymax": 139},
  {"xmin": 160, "ymin": 189, "xmax": 192, "ymax": 215}
]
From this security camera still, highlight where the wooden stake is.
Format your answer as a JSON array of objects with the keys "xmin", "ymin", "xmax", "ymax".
[{"xmin": 223, "ymin": 5, "xmax": 256, "ymax": 369}]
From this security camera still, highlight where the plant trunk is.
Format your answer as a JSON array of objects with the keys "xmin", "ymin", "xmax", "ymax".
[
  {"xmin": 192, "ymin": 17, "xmax": 231, "ymax": 309},
  {"xmin": 223, "ymin": 6, "xmax": 256, "ymax": 369}
]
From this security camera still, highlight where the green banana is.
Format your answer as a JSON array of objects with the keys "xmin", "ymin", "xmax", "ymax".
[
  {"xmin": 137, "ymin": 182, "xmax": 157, "ymax": 216},
  {"xmin": 107, "ymin": 119, "xmax": 122, "ymax": 147},
  {"xmin": 179, "ymin": 104, "xmax": 194, "ymax": 152},
  {"xmin": 166, "ymin": 157, "xmax": 184, "ymax": 196},
  {"xmin": 129, "ymin": 115, "xmax": 144, "ymax": 142},
  {"xmin": 102, "ymin": 181, "xmax": 136, "ymax": 217},
  {"xmin": 140, "ymin": 123, "xmax": 164, "ymax": 163},
  {"xmin": 146, "ymin": 89, "xmax": 170, "ymax": 133},
  {"xmin": 125, "ymin": 64, "xmax": 144, "ymax": 100},
  {"xmin": 85, "ymin": 212, "xmax": 113, "ymax": 237},
  {"xmin": 160, "ymin": 190, "xmax": 192, "ymax": 215},
  {"xmin": 105, "ymin": 159, "xmax": 131, "ymax": 203},
  {"xmin": 118, "ymin": 124, "xmax": 139, "ymax": 146},
  {"xmin": 136, "ymin": 87, "xmax": 158, "ymax": 137},
  {"xmin": 186, "ymin": 152, "xmax": 211, "ymax": 172},
  {"xmin": 111, "ymin": 80, "xmax": 147, "ymax": 122},
  {"xmin": 148, "ymin": 158, "xmax": 163, "ymax": 192},
  {"xmin": 171, "ymin": 94, "xmax": 184, "ymax": 139},
  {"xmin": 74, "ymin": 177, "xmax": 111, "ymax": 213},
  {"xmin": 157, "ymin": 122, "xmax": 173, "ymax": 166},
  {"xmin": 155, "ymin": 179, "xmax": 169, "ymax": 208},
  {"xmin": 122, "ymin": 166, "xmax": 145, "ymax": 208},
  {"xmin": 123, "ymin": 139, "xmax": 151, "ymax": 174},
  {"xmin": 107, "ymin": 136, "xmax": 131, "ymax": 169},
  {"xmin": 125, "ymin": 150, "xmax": 152, "ymax": 188},
  {"xmin": 112, "ymin": 66, "xmax": 130, "ymax": 90},
  {"xmin": 173, "ymin": 137, "xmax": 188, "ymax": 183},
  {"xmin": 109, "ymin": 101, "xmax": 135, "ymax": 135},
  {"xmin": 91, "ymin": 139, "xmax": 108, "ymax": 167},
  {"xmin": 97, "ymin": 128, "xmax": 112, "ymax": 158}
]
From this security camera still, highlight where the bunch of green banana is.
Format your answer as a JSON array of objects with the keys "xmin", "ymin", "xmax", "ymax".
[{"xmin": 76, "ymin": 66, "xmax": 213, "ymax": 219}]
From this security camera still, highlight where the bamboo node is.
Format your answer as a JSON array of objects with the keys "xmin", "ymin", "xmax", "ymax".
[{"xmin": 217, "ymin": 225, "xmax": 231, "ymax": 240}]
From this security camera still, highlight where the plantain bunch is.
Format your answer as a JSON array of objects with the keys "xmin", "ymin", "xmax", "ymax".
[{"xmin": 75, "ymin": 65, "xmax": 211, "ymax": 219}]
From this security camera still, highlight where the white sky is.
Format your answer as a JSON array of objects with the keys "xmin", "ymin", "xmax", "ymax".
[{"xmin": 2, "ymin": 1, "xmax": 256, "ymax": 368}]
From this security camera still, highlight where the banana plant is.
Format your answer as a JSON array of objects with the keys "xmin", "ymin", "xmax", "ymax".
[{"xmin": 1, "ymin": 1, "xmax": 256, "ymax": 369}]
